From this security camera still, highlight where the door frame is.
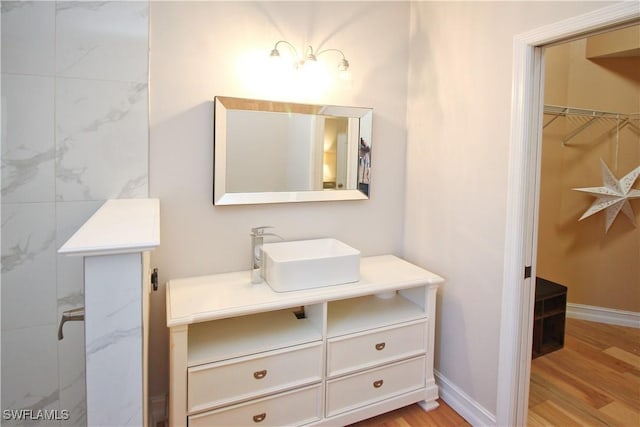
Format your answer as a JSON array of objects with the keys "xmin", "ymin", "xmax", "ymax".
[{"xmin": 496, "ymin": 3, "xmax": 640, "ymax": 426}]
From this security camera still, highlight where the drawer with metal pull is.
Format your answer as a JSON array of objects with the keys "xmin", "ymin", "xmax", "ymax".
[
  {"xmin": 325, "ymin": 356, "xmax": 426, "ymax": 417},
  {"xmin": 326, "ymin": 320, "xmax": 427, "ymax": 377},
  {"xmin": 187, "ymin": 341, "xmax": 322, "ymax": 414},
  {"xmin": 189, "ymin": 384, "xmax": 321, "ymax": 426}
]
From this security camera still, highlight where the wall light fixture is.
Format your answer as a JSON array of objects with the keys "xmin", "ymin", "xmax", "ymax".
[{"xmin": 269, "ymin": 40, "xmax": 350, "ymax": 73}]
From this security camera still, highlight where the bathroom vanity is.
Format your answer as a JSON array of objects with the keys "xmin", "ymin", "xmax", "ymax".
[{"xmin": 166, "ymin": 255, "xmax": 443, "ymax": 426}]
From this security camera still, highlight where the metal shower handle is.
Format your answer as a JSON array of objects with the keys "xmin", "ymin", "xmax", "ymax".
[{"xmin": 58, "ymin": 307, "xmax": 85, "ymax": 340}]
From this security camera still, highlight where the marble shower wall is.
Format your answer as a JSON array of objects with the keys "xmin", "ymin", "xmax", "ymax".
[{"xmin": 1, "ymin": 2, "xmax": 149, "ymax": 425}]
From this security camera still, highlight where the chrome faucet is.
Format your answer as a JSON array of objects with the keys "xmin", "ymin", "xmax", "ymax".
[{"xmin": 250, "ymin": 226, "xmax": 280, "ymax": 284}]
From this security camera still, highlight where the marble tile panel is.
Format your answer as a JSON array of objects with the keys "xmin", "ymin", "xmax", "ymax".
[
  {"xmin": 55, "ymin": 202, "xmax": 106, "ymax": 427},
  {"xmin": 57, "ymin": 314, "xmax": 87, "ymax": 427},
  {"xmin": 1, "ymin": 74, "xmax": 56, "ymax": 204},
  {"xmin": 86, "ymin": 328, "xmax": 142, "ymax": 425},
  {"xmin": 1, "ymin": 203, "xmax": 57, "ymax": 330},
  {"xmin": 55, "ymin": 78, "xmax": 148, "ymax": 201},
  {"xmin": 1, "ymin": 325, "xmax": 60, "ymax": 426},
  {"xmin": 55, "ymin": 200, "xmax": 103, "ymax": 314},
  {"xmin": 0, "ymin": 1, "xmax": 55, "ymax": 76},
  {"xmin": 84, "ymin": 254, "xmax": 142, "ymax": 426},
  {"xmin": 55, "ymin": 1, "xmax": 149, "ymax": 83}
]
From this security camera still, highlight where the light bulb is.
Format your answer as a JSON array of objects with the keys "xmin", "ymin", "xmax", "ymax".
[
  {"xmin": 301, "ymin": 57, "xmax": 320, "ymax": 75},
  {"xmin": 339, "ymin": 69, "xmax": 351, "ymax": 81}
]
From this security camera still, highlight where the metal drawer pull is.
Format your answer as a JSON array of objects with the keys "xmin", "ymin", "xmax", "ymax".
[
  {"xmin": 373, "ymin": 379, "xmax": 384, "ymax": 388},
  {"xmin": 375, "ymin": 342, "xmax": 386, "ymax": 351},
  {"xmin": 253, "ymin": 413, "xmax": 267, "ymax": 423},
  {"xmin": 253, "ymin": 370, "xmax": 267, "ymax": 379}
]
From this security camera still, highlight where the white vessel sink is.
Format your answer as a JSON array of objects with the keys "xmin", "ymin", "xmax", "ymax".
[{"xmin": 261, "ymin": 238, "xmax": 360, "ymax": 292}]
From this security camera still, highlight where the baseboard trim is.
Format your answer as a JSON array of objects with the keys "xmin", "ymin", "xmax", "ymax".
[
  {"xmin": 566, "ymin": 303, "xmax": 640, "ymax": 328},
  {"xmin": 435, "ymin": 370, "xmax": 496, "ymax": 426}
]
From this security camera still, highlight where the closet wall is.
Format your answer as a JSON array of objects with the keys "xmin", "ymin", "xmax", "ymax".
[{"xmin": 537, "ymin": 26, "xmax": 640, "ymax": 313}]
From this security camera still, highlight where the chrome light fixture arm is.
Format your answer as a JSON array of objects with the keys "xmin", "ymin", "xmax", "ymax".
[
  {"xmin": 270, "ymin": 40, "xmax": 299, "ymax": 60},
  {"xmin": 315, "ymin": 48, "xmax": 350, "ymax": 71},
  {"xmin": 271, "ymin": 40, "xmax": 298, "ymax": 54},
  {"xmin": 270, "ymin": 41, "xmax": 350, "ymax": 71}
]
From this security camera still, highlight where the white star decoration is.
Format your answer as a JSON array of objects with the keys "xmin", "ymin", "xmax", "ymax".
[{"xmin": 573, "ymin": 159, "xmax": 640, "ymax": 233}]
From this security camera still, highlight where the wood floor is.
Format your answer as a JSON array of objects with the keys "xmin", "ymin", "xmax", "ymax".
[
  {"xmin": 349, "ymin": 400, "xmax": 471, "ymax": 427},
  {"xmin": 352, "ymin": 318, "xmax": 639, "ymax": 427},
  {"xmin": 528, "ymin": 318, "xmax": 640, "ymax": 426}
]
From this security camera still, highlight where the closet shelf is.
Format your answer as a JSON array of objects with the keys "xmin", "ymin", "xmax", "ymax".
[{"xmin": 543, "ymin": 104, "xmax": 639, "ymax": 144}]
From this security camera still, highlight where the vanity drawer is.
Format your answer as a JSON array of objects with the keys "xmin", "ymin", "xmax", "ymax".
[
  {"xmin": 325, "ymin": 356, "xmax": 426, "ymax": 417},
  {"xmin": 188, "ymin": 342, "xmax": 322, "ymax": 414},
  {"xmin": 327, "ymin": 320, "xmax": 427, "ymax": 377},
  {"xmin": 189, "ymin": 384, "xmax": 321, "ymax": 427}
]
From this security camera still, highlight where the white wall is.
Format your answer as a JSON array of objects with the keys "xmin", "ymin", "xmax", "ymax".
[
  {"xmin": 149, "ymin": 0, "xmax": 410, "ymax": 399},
  {"xmin": 404, "ymin": 1, "xmax": 616, "ymax": 419}
]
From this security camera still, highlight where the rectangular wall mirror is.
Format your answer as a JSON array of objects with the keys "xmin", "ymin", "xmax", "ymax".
[{"xmin": 213, "ymin": 96, "xmax": 372, "ymax": 205}]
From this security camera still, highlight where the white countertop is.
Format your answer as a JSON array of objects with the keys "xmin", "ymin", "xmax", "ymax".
[
  {"xmin": 166, "ymin": 254, "xmax": 444, "ymax": 327},
  {"xmin": 58, "ymin": 198, "xmax": 160, "ymax": 256}
]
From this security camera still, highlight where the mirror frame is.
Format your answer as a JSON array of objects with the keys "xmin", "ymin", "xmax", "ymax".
[{"xmin": 213, "ymin": 96, "xmax": 373, "ymax": 205}]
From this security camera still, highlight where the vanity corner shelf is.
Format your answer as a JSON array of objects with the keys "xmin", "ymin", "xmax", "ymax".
[
  {"xmin": 532, "ymin": 277, "xmax": 567, "ymax": 359},
  {"xmin": 166, "ymin": 255, "xmax": 443, "ymax": 426}
]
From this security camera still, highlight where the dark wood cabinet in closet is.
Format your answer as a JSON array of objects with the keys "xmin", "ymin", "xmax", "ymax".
[{"xmin": 532, "ymin": 277, "xmax": 567, "ymax": 358}]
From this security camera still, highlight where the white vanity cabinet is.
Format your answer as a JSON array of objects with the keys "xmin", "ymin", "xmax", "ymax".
[{"xmin": 166, "ymin": 255, "xmax": 443, "ymax": 426}]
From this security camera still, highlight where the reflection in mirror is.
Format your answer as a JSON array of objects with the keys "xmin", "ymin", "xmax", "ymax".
[{"xmin": 214, "ymin": 96, "xmax": 372, "ymax": 205}]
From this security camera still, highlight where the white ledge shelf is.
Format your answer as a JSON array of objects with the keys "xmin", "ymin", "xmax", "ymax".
[
  {"xmin": 56, "ymin": 198, "xmax": 160, "ymax": 426},
  {"xmin": 59, "ymin": 198, "xmax": 160, "ymax": 257}
]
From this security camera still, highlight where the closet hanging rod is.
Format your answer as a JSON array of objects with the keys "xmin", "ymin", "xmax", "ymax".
[
  {"xmin": 543, "ymin": 104, "xmax": 627, "ymax": 120},
  {"xmin": 543, "ymin": 105, "xmax": 639, "ymax": 145}
]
